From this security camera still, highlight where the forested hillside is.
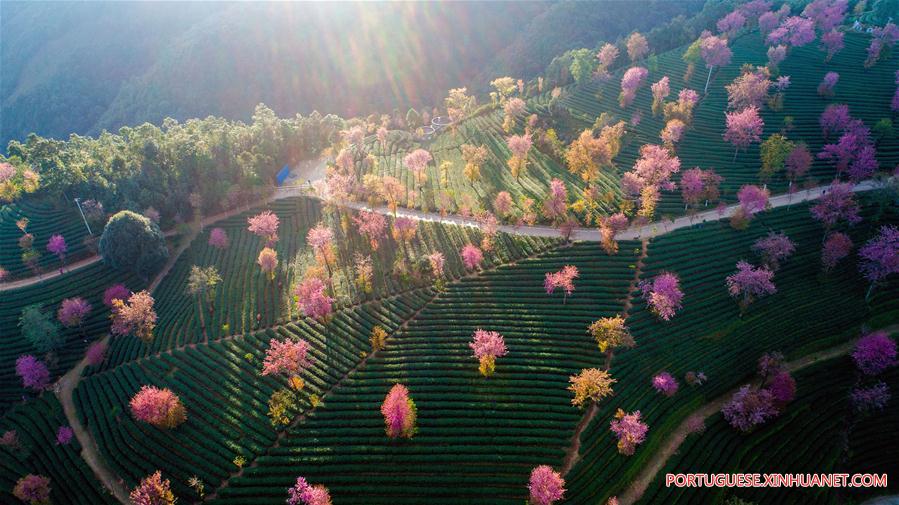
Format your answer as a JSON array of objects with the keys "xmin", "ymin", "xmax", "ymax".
[{"xmin": 0, "ymin": 1, "xmax": 703, "ymax": 147}]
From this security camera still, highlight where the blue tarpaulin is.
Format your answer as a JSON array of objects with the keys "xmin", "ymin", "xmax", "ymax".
[{"xmin": 276, "ymin": 164, "xmax": 290, "ymax": 186}]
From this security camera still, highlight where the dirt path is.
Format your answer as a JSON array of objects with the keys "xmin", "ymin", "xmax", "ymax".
[
  {"xmin": 615, "ymin": 324, "xmax": 899, "ymax": 505},
  {"xmin": 55, "ymin": 334, "xmax": 132, "ymax": 503},
  {"xmin": 560, "ymin": 239, "xmax": 649, "ymax": 477}
]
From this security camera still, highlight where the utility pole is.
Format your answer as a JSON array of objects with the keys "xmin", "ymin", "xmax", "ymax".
[{"xmin": 74, "ymin": 198, "xmax": 92, "ymax": 236}]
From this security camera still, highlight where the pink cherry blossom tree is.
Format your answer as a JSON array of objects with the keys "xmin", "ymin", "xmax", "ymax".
[
  {"xmin": 130, "ymin": 386, "xmax": 187, "ymax": 428},
  {"xmin": 295, "ymin": 277, "xmax": 335, "ymax": 321},
  {"xmin": 752, "ymin": 232, "xmax": 796, "ymax": 271},
  {"xmin": 819, "ymin": 104, "xmax": 851, "ymax": 138},
  {"xmin": 58, "ymin": 297, "xmax": 92, "ymax": 332},
  {"xmin": 821, "ymin": 232, "xmax": 853, "ymax": 272},
  {"xmin": 651, "ymin": 76, "xmax": 670, "ymax": 116},
  {"xmin": 785, "ymin": 143, "xmax": 812, "ymax": 185},
  {"xmin": 307, "ymin": 224, "xmax": 335, "ymax": 279},
  {"xmin": 13, "ymin": 474, "xmax": 51, "ymax": 505},
  {"xmin": 15, "ymin": 355, "xmax": 49, "ymax": 391},
  {"xmin": 722, "ymin": 385, "xmax": 777, "ymax": 432},
  {"xmin": 469, "ymin": 329, "xmax": 508, "ymax": 377},
  {"xmin": 724, "ymin": 106, "xmax": 764, "ymax": 160},
  {"xmin": 262, "ymin": 338, "xmax": 313, "ymax": 377},
  {"xmin": 528, "ymin": 465, "xmax": 566, "ymax": 505},
  {"xmin": 619, "ymin": 67, "xmax": 648, "ymax": 108},
  {"xmin": 810, "ymin": 181, "xmax": 862, "ymax": 231},
  {"xmin": 493, "ymin": 191, "xmax": 514, "ymax": 219},
  {"xmin": 247, "ymin": 210, "xmax": 280, "ymax": 246},
  {"xmin": 767, "ymin": 16, "xmax": 816, "ymax": 47},
  {"xmin": 46, "ymin": 234, "xmax": 66, "ymax": 272},
  {"xmin": 859, "ymin": 225, "xmax": 899, "ymax": 300},
  {"xmin": 544, "ymin": 265, "xmax": 578, "ymax": 303},
  {"xmin": 640, "ymin": 272, "xmax": 684, "ymax": 321},
  {"xmin": 208, "ymin": 227, "xmax": 229, "ymax": 250},
  {"xmin": 56, "ymin": 426, "xmax": 73, "ymax": 445},
  {"xmin": 817, "ymin": 71, "xmax": 839, "ymax": 96},
  {"xmin": 542, "ymin": 178, "xmax": 568, "ymax": 223},
  {"xmin": 820, "ymin": 30, "xmax": 844, "ymax": 61},
  {"xmin": 717, "ymin": 11, "xmax": 746, "ymax": 35},
  {"xmin": 596, "ymin": 43, "xmax": 619, "ymax": 78},
  {"xmin": 626, "ymin": 32, "xmax": 649, "ymax": 62},
  {"xmin": 610, "ymin": 409, "xmax": 649, "ymax": 455},
  {"xmin": 461, "ymin": 244, "xmax": 484, "ymax": 271},
  {"xmin": 381, "ymin": 383, "xmax": 417, "ymax": 439},
  {"xmin": 767, "ymin": 44, "xmax": 787, "ymax": 70},
  {"xmin": 86, "ymin": 340, "xmax": 108, "ymax": 366},
  {"xmin": 111, "ymin": 291, "xmax": 157, "ymax": 342},
  {"xmin": 404, "ymin": 149, "xmax": 432, "ymax": 186},
  {"xmin": 652, "ymin": 372, "xmax": 679, "ymax": 397},
  {"xmin": 130, "ymin": 471, "xmax": 175, "ymax": 505},
  {"xmin": 103, "ymin": 283, "xmax": 131, "ymax": 308},
  {"xmin": 507, "ymin": 134, "xmax": 533, "ymax": 180},
  {"xmin": 701, "ymin": 35, "xmax": 733, "ymax": 93},
  {"xmin": 353, "ymin": 211, "xmax": 387, "ymax": 250},
  {"xmin": 726, "ymin": 261, "xmax": 776, "ymax": 314},
  {"xmin": 287, "ymin": 476, "xmax": 333, "ymax": 505},
  {"xmin": 853, "ymin": 331, "xmax": 896, "ymax": 376}
]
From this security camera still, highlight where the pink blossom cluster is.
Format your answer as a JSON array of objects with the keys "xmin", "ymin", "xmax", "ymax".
[
  {"xmin": 767, "ymin": 16, "xmax": 816, "ymax": 47},
  {"xmin": 817, "ymin": 71, "xmax": 839, "ymax": 96},
  {"xmin": 58, "ymin": 297, "xmax": 92, "ymax": 327},
  {"xmin": 852, "ymin": 331, "xmax": 897, "ymax": 376},
  {"xmin": 208, "ymin": 227, "xmax": 229, "ymax": 249},
  {"xmin": 129, "ymin": 386, "xmax": 183, "ymax": 426},
  {"xmin": 652, "ymin": 372, "xmax": 679, "ymax": 397},
  {"xmin": 262, "ymin": 338, "xmax": 313, "ymax": 376},
  {"xmin": 353, "ymin": 211, "xmax": 387, "ymax": 249},
  {"xmin": 295, "ymin": 277, "xmax": 334, "ymax": 321},
  {"xmin": 247, "ymin": 210, "xmax": 280, "ymax": 244},
  {"xmin": 287, "ymin": 476, "xmax": 333, "ymax": 505},
  {"xmin": 13, "ymin": 474, "xmax": 51, "ymax": 504},
  {"xmin": 427, "ymin": 252, "xmax": 446, "ymax": 278},
  {"xmin": 811, "ymin": 181, "xmax": 862, "ymax": 228},
  {"xmin": 381, "ymin": 383, "xmax": 416, "ymax": 439},
  {"xmin": 610, "ymin": 410, "xmax": 649, "ymax": 455},
  {"xmin": 640, "ymin": 272, "xmax": 684, "ymax": 321},
  {"xmin": 507, "ymin": 134, "xmax": 533, "ymax": 159},
  {"xmin": 544, "ymin": 265, "xmax": 579, "ymax": 298},
  {"xmin": 15, "ymin": 355, "xmax": 49, "ymax": 391},
  {"xmin": 701, "ymin": 35, "xmax": 733, "ymax": 67},
  {"xmin": 461, "ymin": 244, "xmax": 483, "ymax": 270},
  {"xmin": 469, "ymin": 329, "xmax": 508, "ymax": 361},
  {"xmin": 56, "ymin": 426, "xmax": 74, "ymax": 445},
  {"xmin": 528, "ymin": 465, "xmax": 566, "ymax": 505},
  {"xmin": 86, "ymin": 340, "xmax": 108, "ymax": 366},
  {"xmin": 859, "ymin": 225, "xmax": 899, "ymax": 285},
  {"xmin": 717, "ymin": 11, "xmax": 746, "ymax": 35},
  {"xmin": 724, "ymin": 106, "xmax": 764, "ymax": 154},
  {"xmin": 737, "ymin": 184, "xmax": 770, "ymax": 216},
  {"xmin": 821, "ymin": 232, "xmax": 853, "ymax": 271},
  {"xmin": 619, "ymin": 67, "xmax": 648, "ymax": 108},
  {"xmin": 103, "ymin": 283, "xmax": 131, "ymax": 308},
  {"xmin": 46, "ymin": 233, "xmax": 67, "ymax": 257},
  {"xmin": 722, "ymin": 385, "xmax": 778, "ymax": 431},
  {"xmin": 752, "ymin": 232, "xmax": 796, "ymax": 270},
  {"xmin": 726, "ymin": 261, "xmax": 776, "ymax": 308}
]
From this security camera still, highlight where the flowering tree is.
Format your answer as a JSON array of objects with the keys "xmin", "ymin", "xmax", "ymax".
[
  {"xmin": 724, "ymin": 106, "xmax": 764, "ymax": 160},
  {"xmin": 810, "ymin": 181, "xmax": 862, "ymax": 231},
  {"xmin": 130, "ymin": 471, "xmax": 175, "ymax": 505},
  {"xmin": 652, "ymin": 372, "xmax": 679, "ymax": 397},
  {"xmin": 785, "ymin": 143, "xmax": 812, "ymax": 184},
  {"xmin": 208, "ymin": 227, "xmax": 229, "ymax": 250},
  {"xmin": 726, "ymin": 69, "xmax": 772, "ymax": 110},
  {"xmin": 353, "ymin": 211, "xmax": 387, "ymax": 250},
  {"xmin": 619, "ymin": 67, "xmax": 648, "ymax": 108},
  {"xmin": 630, "ymin": 145, "xmax": 681, "ymax": 195},
  {"xmin": 818, "ymin": 118, "xmax": 877, "ymax": 182},
  {"xmin": 427, "ymin": 251, "xmax": 445, "ymax": 283},
  {"xmin": 287, "ymin": 476, "xmax": 333, "ymax": 505},
  {"xmin": 803, "ymin": 0, "xmax": 847, "ymax": 32},
  {"xmin": 767, "ymin": 16, "xmax": 816, "ymax": 47},
  {"xmin": 640, "ymin": 272, "xmax": 684, "ymax": 321},
  {"xmin": 820, "ymin": 104, "xmax": 851, "ymax": 138},
  {"xmin": 610, "ymin": 409, "xmax": 648, "ymax": 455},
  {"xmin": 86, "ymin": 340, "xmax": 108, "ymax": 366},
  {"xmin": 404, "ymin": 149, "xmax": 432, "ymax": 186},
  {"xmin": 660, "ymin": 119, "xmax": 687, "ymax": 148},
  {"xmin": 853, "ymin": 331, "xmax": 897, "ymax": 376},
  {"xmin": 701, "ymin": 35, "xmax": 733, "ymax": 93},
  {"xmin": 257, "ymin": 247, "xmax": 278, "ymax": 281},
  {"xmin": 507, "ymin": 134, "xmax": 533, "ymax": 180},
  {"xmin": 46, "ymin": 233, "xmax": 66, "ymax": 271},
  {"xmin": 651, "ymin": 76, "xmax": 670, "ymax": 116},
  {"xmin": 111, "ymin": 291, "xmax": 157, "ymax": 342},
  {"xmin": 717, "ymin": 11, "xmax": 746, "ymax": 35},
  {"xmin": 766, "ymin": 44, "xmax": 787, "ymax": 71},
  {"xmin": 820, "ymin": 31, "xmax": 844, "ymax": 61},
  {"xmin": 588, "ymin": 316, "xmax": 635, "ymax": 356},
  {"xmin": 722, "ymin": 385, "xmax": 777, "ymax": 432},
  {"xmin": 539, "ymin": 179, "xmax": 569, "ymax": 225},
  {"xmin": 130, "ymin": 386, "xmax": 187, "ymax": 428},
  {"xmin": 626, "ymin": 32, "xmax": 649, "ymax": 62},
  {"xmin": 821, "ymin": 232, "xmax": 853, "ymax": 272},
  {"xmin": 528, "ymin": 465, "xmax": 566, "ymax": 505},
  {"xmin": 544, "ymin": 265, "xmax": 578, "ymax": 303},
  {"xmin": 737, "ymin": 184, "xmax": 769, "ymax": 219},
  {"xmin": 858, "ymin": 225, "xmax": 898, "ymax": 300},
  {"xmin": 461, "ymin": 144, "xmax": 489, "ymax": 185},
  {"xmin": 864, "ymin": 23, "xmax": 899, "ymax": 68},
  {"xmin": 295, "ymin": 277, "xmax": 334, "ymax": 321},
  {"xmin": 599, "ymin": 213, "xmax": 629, "ymax": 255},
  {"xmin": 768, "ymin": 371, "xmax": 796, "ymax": 407},
  {"xmin": 307, "ymin": 224, "xmax": 335, "ymax": 279},
  {"xmin": 381, "ymin": 384, "xmax": 417, "ymax": 439},
  {"xmin": 726, "ymin": 261, "xmax": 776, "ymax": 314},
  {"xmin": 57, "ymin": 297, "xmax": 92, "ymax": 331},
  {"xmin": 469, "ymin": 329, "xmax": 508, "ymax": 377},
  {"xmin": 680, "ymin": 168, "xmax": 723, "ymax": 210},
  {"xmin": 752, "ymin": 232, "xmax": 796, "ymax": 271},
  {"xmin": 56, "ymin": 425, "xmax": 73, "ymax": 445},
  {"xmin": 596, "ymin": 43, "xmax": 619, "ymax": 78},
  {"xmin": 103, "ymin": 283, "xmax": 131, "ymax": 308},
  {"xmin": 13, "ymin": 474, "xmax": 51, "ymax": 505},
  {"xmin": 852, "ymin": 382, "xmax": 891, "ymax": 413},
  {"xmin": 493, "ymin": 191, "xmax": 514, "ymax": 219},
  {"xmin": 503, "ymin": 97, "xmax": 527, "ymax": 132},
  {"xmin": 568, "ymin": 368, "xmax": 616, "ymax": 408},
  {"xmin": 262, "ymin": 338, "xmax": 313, "ymax": 377},
  {"xmin": 15, "ymin": 355, "xmax": 49, "ymax": 391},
  {"xmin": 818, "ymin": 71, "xmax": 839, "ymax": 96},
  {"xmin": 247, "ymin": 210, "xmax": 280, "ymax": 245},
  {"xmin": 461, "ymin": 244, "xmax": 483, "ymax": 270}
]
